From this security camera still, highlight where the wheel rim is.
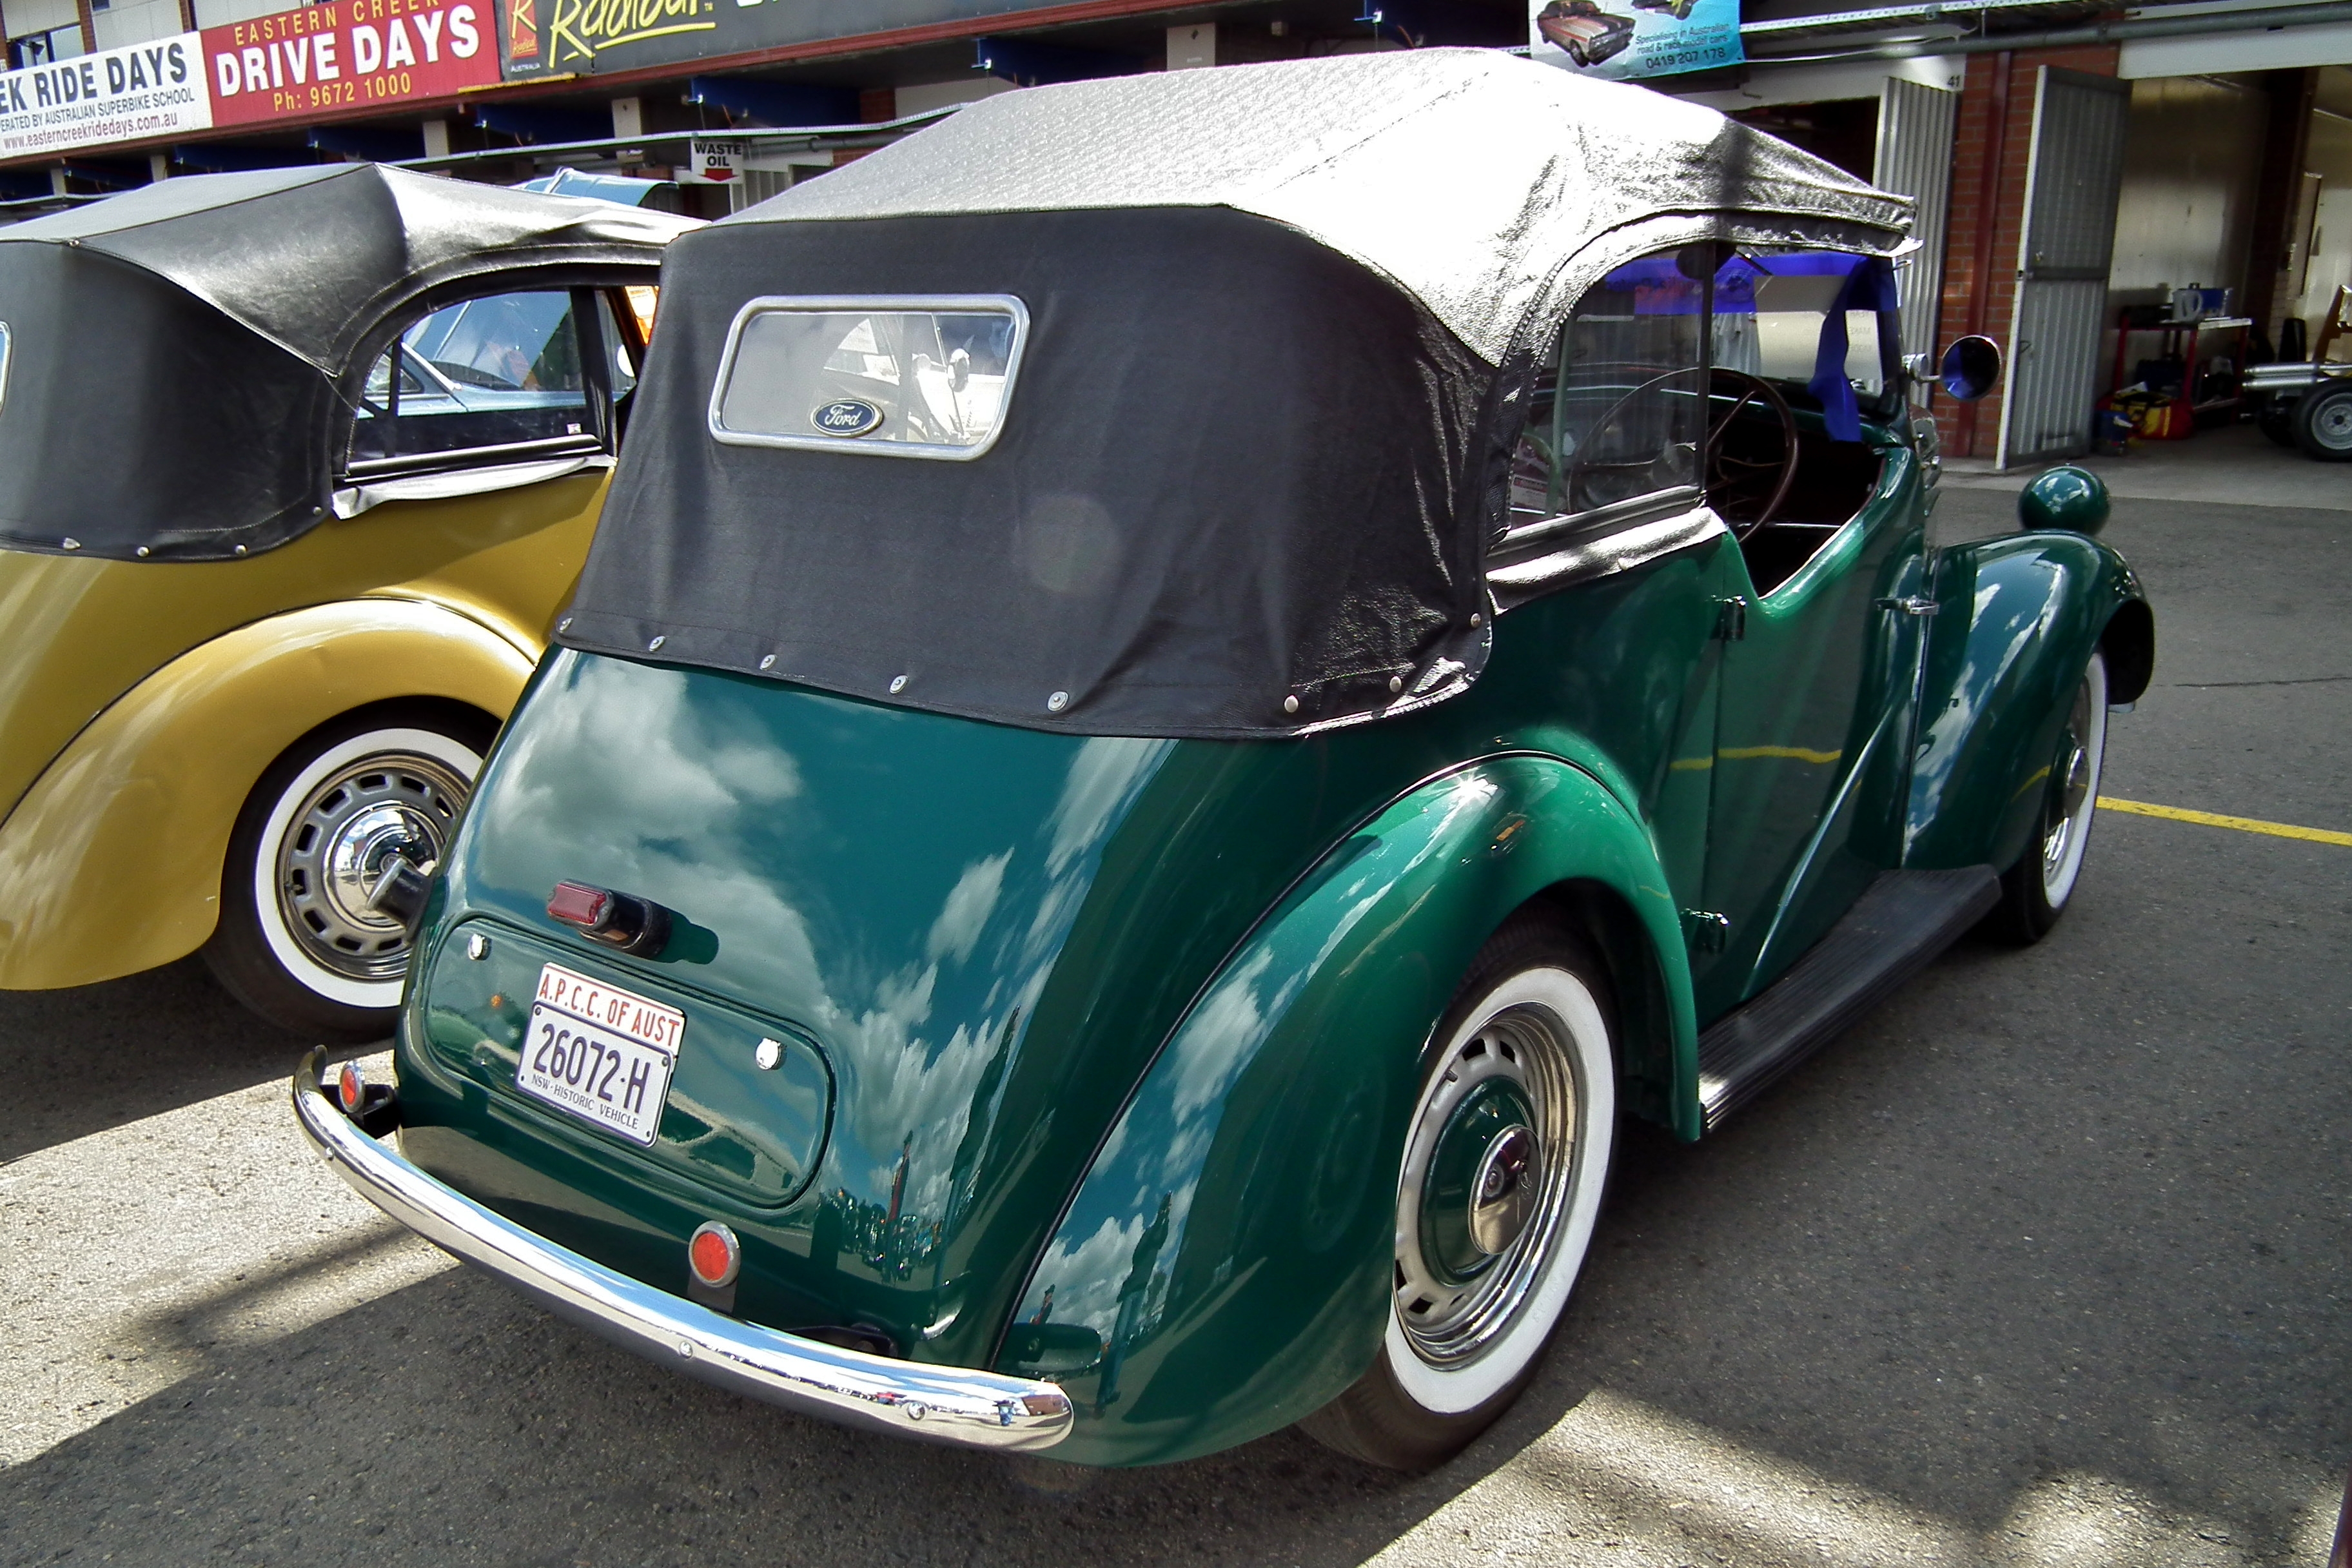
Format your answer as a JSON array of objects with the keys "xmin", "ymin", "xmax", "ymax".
[
  {"xmin": 2311, "ymin": 395, "xmax": 2352, "ymax": 451},
  {"xmin": 1395, "ymin": 999, "xmax": 1581, "ymax": 1369},
  {"xmin": 2039, "ymin": 658, "xmax": 2108, "ymax": 908},
  {"xmin": 273, "ymin": 749, "xmax": 471, "ymax": 983}
]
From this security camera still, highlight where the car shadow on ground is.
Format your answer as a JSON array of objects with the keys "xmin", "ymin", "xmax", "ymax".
[
  {"xmin": 0, "ymin": 1259, "xmax": 1449, "ymax": 1568},
  {"xmin": 4, "ymin": 829, "xmax": 2345, "ymax": 1568},
  {"xmin": 0, "ymin": 957, "xmax": 348, "ymax": 1166}
]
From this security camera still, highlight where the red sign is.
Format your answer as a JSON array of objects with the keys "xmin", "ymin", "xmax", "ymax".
[{"xmin": 203, "ymin": 0, "xmax": 496, "ymax": 127}]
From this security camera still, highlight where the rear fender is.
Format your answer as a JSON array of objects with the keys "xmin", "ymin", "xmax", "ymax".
[
  {"xmin": 991, "ymin": 753, "xmax": 1693, "ymax": 1467},
  {"xmin": 1905, "ymin": 533, "xmax": 2148, "ymax": 874},
  {"xmin": 0, "ymin": 597, "xmax": 531, "ymax": 990}
]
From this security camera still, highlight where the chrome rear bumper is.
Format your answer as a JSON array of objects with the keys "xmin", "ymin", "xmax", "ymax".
[{"xmin": 292, "ymin": 1050, "xmax": 1072, "ymax": 1452}]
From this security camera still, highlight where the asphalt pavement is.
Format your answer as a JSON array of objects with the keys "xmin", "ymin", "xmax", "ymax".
[{"xmin": 3, "ymin": 459, "xmax": 2346, "ymax": 1568}]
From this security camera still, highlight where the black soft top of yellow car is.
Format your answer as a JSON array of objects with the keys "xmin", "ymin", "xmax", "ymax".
[
  {"xmin": 561, "ymin": 50, "xmax": 1912, "ymax": 740},
  {"xmin": 0, "ymin": 164, "xmax": 694, "ymax": 563}
]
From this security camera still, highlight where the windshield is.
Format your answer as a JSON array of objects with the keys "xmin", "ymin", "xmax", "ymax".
[
  {"xmin": 1706, "ymin": 251, "xmax": 1895, "ymax": 415},
  {"xmin": 348, "ymin": 289, "xmax": 597, "ymax": 467},
  {"xmin": 1507, "ymin": 247, "xmax": 1901, "ymax": 540},
  {"xmin": 406, "ymin": 293, "xmax": 583, "ymax": 393}
]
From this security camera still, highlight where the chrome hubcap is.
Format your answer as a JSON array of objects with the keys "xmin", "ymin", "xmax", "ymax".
[
  {"xmin": 2315, "ymin": 397, "xmax": 2352, "ymax": 449},
  {"xmin": 1395, "ymin": 1001, "xmax": 1580, "ymax": 1367},
  {"xmin": 275, "ymin": 751, "xmax": 469, "ymax": 981},
  {"xmin": 1469, "ymin": 1124, "xmax": 1541, "ymax": 1255}
]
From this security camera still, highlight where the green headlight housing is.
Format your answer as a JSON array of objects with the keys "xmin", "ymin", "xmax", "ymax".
[{"xmin": 2019, "ymin": 465, "xmax": 2110, "ymax": 536}]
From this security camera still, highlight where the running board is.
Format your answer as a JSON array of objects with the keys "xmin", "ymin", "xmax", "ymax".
[{"xmin": 1696, "ymin": 867, "xmax": 1999, "ymax": 1130}]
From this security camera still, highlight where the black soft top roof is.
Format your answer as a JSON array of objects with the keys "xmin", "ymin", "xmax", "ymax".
[
  {"xmin": 0, "ymin": 165, "xmax": 695, "ymax": 562},
  {"xmin": 559, "ymin": 52, "xmax": 1912, "ymax": 740}
]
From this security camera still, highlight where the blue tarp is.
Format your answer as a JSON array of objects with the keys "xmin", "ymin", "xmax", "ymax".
[{"xmin": 511, "ymin": 168, "xmax": 669, "ymax": 207}]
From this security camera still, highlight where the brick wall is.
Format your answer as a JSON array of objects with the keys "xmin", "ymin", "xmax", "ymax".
[{"xmin": 1934, "ymin": 45, "xmax": 2120, "ymax": 460}]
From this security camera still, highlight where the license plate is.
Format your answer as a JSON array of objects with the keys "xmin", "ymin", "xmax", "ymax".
[{"xmin": 516, "ymin": 963, "xmax": 686, "ymax": 1147}]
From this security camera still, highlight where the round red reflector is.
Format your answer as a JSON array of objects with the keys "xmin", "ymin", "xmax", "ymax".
[
  {"xmin": 337, "ymin": 1061, "xmax": 364, "ymax": 1113},
  {"xmin": 688, "ymin": 1222, "xmax": 740, "ymax": 1288}
]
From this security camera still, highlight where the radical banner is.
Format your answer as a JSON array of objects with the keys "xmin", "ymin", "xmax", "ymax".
[
  {"xmin": 205, "ymin": 0, "xmax": 498, "ymax": 128},
  {"xmin": 1528, "ymin": 0, "xmax": 1741, "ymax": 81},
  {"xmin": 0, "ymin": 35, "xmax": 210, "ymax": 159},
  {"xmin": 502, "ymin": 0, "xmax": 1080, "ymax": 82}
]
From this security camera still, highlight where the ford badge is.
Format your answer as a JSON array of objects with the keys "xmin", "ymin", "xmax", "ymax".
[{"xmin": 811, "ymin": 398, "xmax": 884, "ymax": 438}]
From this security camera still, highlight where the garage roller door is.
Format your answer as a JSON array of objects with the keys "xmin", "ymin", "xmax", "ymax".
[{"xmin": 1873, "ymin": 76, "xmax": 1958, "ymax": 402}]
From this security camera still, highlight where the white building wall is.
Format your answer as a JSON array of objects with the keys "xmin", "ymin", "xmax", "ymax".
[
  {"xmin": 90, "ymin": 0, "xmax": 184, "ymax": 50},
  {"xmin": 6, "ymin": 0, "xmax": 82, "ymax": 37},
  {"xmin": 2293, "ymin": 103, "xmax": 2352, "ymax": 346},
  {"xmin": 2106, "ymin": 75, "xmax": 2268, "ymax": 303},
  {"xmin": 892, "ymin": 77, "xmax": 1017, "ymax": 117},
  {"xmin": 191, "ymin": 0, "xmax": 293, "ymax": 28}
]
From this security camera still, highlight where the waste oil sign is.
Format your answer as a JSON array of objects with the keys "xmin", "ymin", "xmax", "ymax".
[
  {"xmin": 688, "ymin": 139, "xmax": 741, "ymax": 182},
  {"xmin": 204, "ymin": 0, "xmax": 498, "ymax": 126},
  {"xmin": 0, "ymin": 35, "xmax": 211, "ymax": 159}
]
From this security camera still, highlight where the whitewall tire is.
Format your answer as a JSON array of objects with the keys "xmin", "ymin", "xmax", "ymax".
[
  {"xmin": 204, "ymin": 703, "xmax": 492, "ymax": 1040},
  {"xmin": 1300, "ymin": 914, "xmax": 1618, "ymax": 1470},
  {"xmin": 1995, "ymin": 651, "xmax": 2108, "ymax": 943}
]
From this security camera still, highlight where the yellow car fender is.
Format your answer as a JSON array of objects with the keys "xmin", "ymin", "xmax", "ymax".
[{"xmin": 0, "ymin": 596, "xmax": 534, "ymax": 990}]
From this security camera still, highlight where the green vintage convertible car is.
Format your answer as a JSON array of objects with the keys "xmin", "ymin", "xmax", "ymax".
[{"xmin": 297, "ymin": 52, "xmax": 2153, "ymax": 1471}]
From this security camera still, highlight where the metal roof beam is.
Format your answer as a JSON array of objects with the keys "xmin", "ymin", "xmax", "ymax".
[
  {"xmin": 1745, "ymin": 0, "xmax": 2352, "ymax": 57},
  {"xmin": 395, "ymin": 106, "xmax": 957, "ymax": 174}
]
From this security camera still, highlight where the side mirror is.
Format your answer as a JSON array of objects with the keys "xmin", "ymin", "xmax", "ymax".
[
  {"xmin": 948, "ymin": 347, "xmax": 972, "ymax": 392},
  {"xmin": 1939, "ymin": 335, "xmax": 2003, "ymax": 401}
]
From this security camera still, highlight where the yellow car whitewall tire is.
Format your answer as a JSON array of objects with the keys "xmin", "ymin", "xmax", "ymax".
[{"xmin": 204, "ymin": 701, "xmax": 495, "ymax": 1041}]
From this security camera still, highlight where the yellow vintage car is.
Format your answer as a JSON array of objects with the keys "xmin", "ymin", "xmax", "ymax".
[{"xmin": 0, "ymin": 165, "xmax": 694, "ymax": 1039}]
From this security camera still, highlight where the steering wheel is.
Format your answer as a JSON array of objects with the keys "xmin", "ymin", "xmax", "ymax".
[
  {"xmin": 1563, "ymin": 367, "xmax": 1801, "ymax": 540},
  {"xmin": 1703, "ymin": 368, "xmax": 1799, "ymax": 538}
]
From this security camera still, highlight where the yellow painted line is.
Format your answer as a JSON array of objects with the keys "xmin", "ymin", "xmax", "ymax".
[
  {"xmin": 1670, "ymin": 746, "xmax": 1845, "ymax": 772},
  {"xmin": 2098, "ymin": 797, "xmax": 2352, "ymax": 848},
  {"xmin": 1719, "ymin": 745, "xmax": 1843, "ymax": 765}
]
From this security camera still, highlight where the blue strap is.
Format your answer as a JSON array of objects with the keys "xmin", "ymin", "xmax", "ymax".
[{"xmin": 1807, "ymin": 256, "xmax": 1899, "ymax": 442}]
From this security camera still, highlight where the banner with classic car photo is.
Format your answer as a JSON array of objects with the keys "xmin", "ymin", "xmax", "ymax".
[
  {"xmin": 0, "ymin": 34, "xmax": 211, "ymax": 159},
  {"xmin": 1528, "ymin": 0, "xmax": 1741, "ymax": 81},
  {"xmin": 204, "ymin": 0, "xmax": 499, "ymax": 129}
]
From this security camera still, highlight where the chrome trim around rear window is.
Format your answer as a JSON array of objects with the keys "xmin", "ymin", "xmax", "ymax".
[
  {"xmin": 291, "ymin": 1050, "xmax": 1073, "ymax": 1452},
  {"xmin": 705, "ymin": 293, "xmax": 1029, "ymax": 462}
]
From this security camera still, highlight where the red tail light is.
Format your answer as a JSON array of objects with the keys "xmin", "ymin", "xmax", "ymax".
[
  {"xmin": 547, "ymin": 881, "xmax": 612, "ymax": 930},
  {"xmin": 547, "ymin": 881, "xmax": 673, "ymax": 957}
]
